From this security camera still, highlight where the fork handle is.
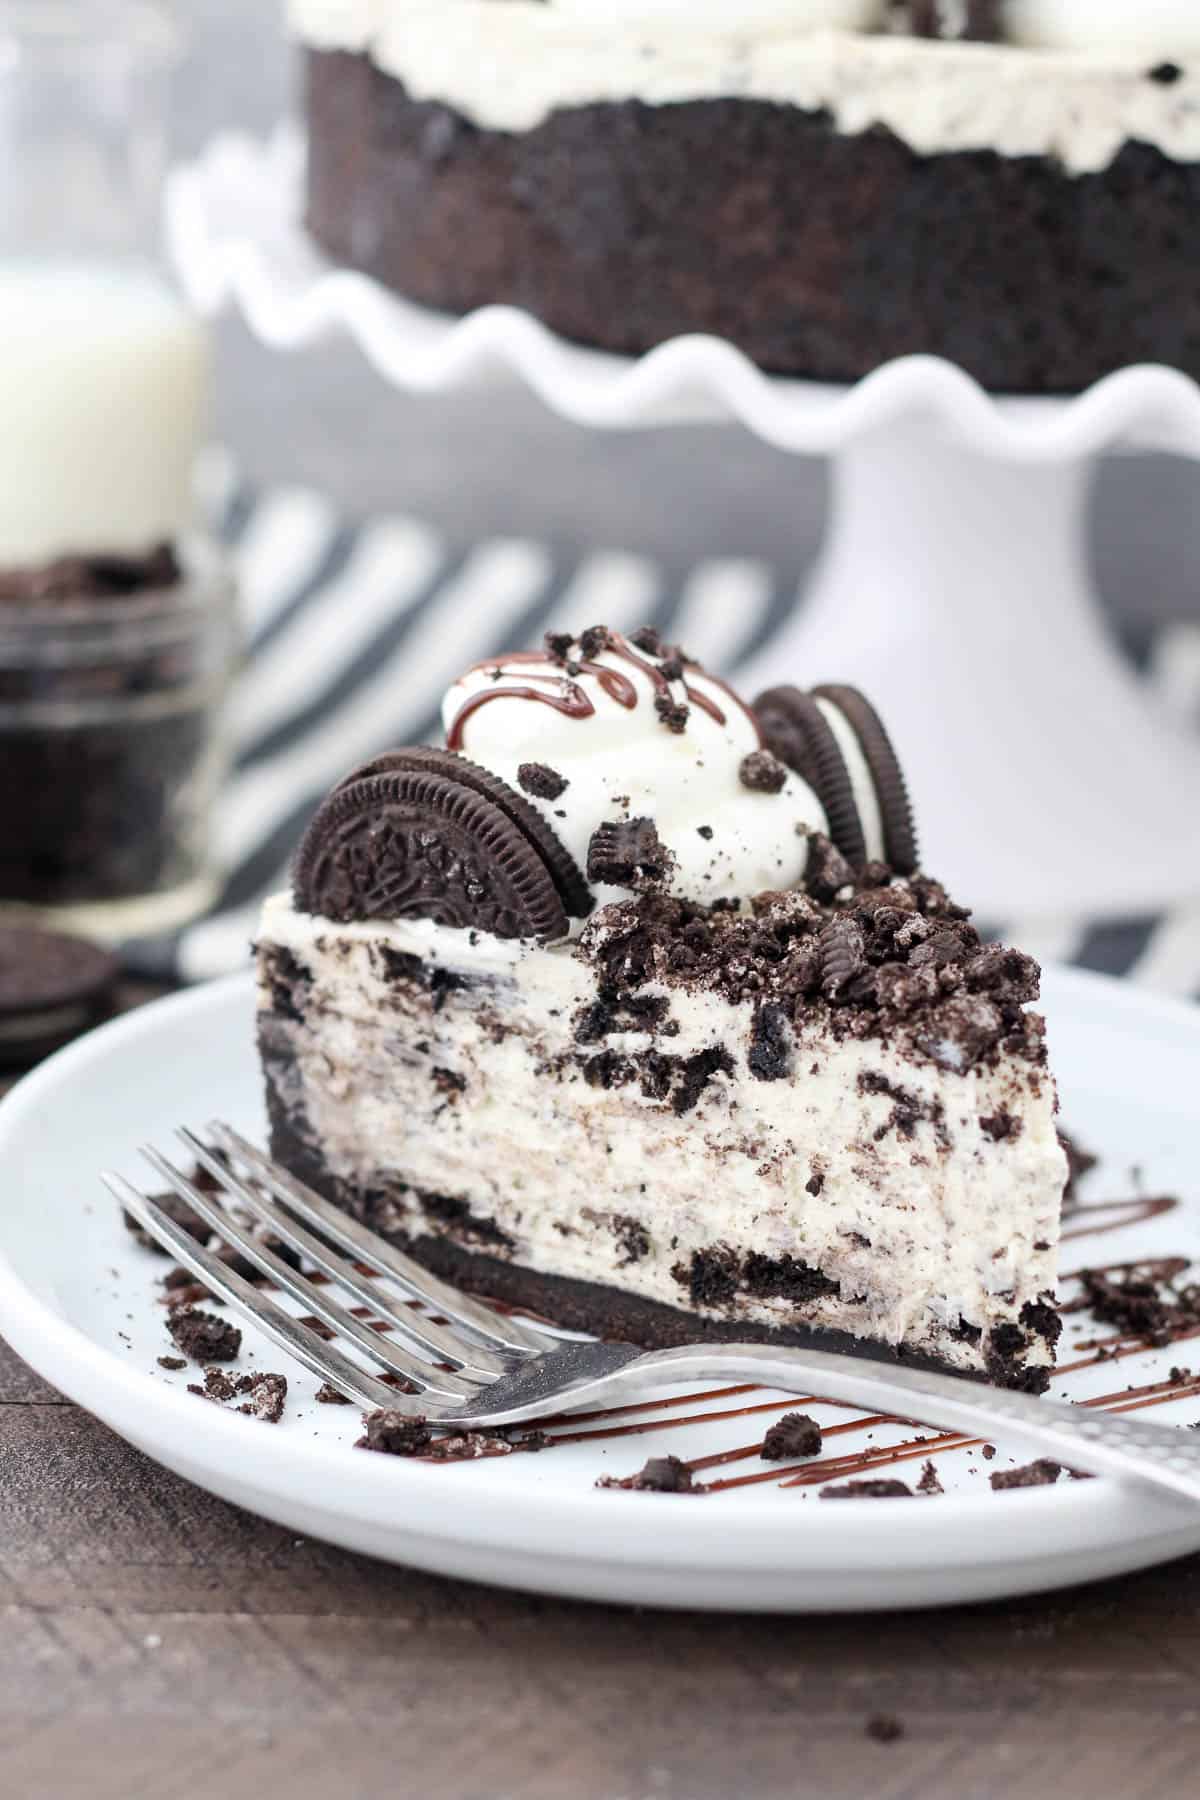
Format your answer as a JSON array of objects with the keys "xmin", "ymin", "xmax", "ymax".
[{"xmin": 619, "ymin": 1344, "xmax": 1200, "ymax": 1507}]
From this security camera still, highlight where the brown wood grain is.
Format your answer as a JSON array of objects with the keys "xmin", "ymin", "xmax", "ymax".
[{"xmin": 4, "ymin": 991, "xmax": 1200, "ymax": 1798}]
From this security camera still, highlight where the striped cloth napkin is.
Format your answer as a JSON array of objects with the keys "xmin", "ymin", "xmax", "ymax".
[{"xmin": 137, "ymin": 457, "xmax": 1200, "ymax": 1002}]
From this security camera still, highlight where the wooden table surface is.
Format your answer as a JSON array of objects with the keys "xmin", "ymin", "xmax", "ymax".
[{"xmin": 4, "ymin": 987, "xmax": 1200, "ymax": 1800}]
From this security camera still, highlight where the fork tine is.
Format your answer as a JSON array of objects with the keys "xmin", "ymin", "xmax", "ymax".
[
  {"xmin": 103, "ymin": 1170, "xmax": 403, "ymax": 1412},
  {"xmin": 138, "ymin": 1145, "xmax": 482, "ymax": 1402},
  {"xmin": 209, "ymin": 1122, "xmax": 554, "ymax": 1356},
  {"xmin": 176, "ymin": 1128, "xmax": 514, "ymax": 1381}
]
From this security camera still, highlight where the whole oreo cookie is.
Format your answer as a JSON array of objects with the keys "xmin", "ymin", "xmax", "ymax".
[
  {"xmin": 752, "ymin": 685, "xmax": 867, "ymax": 871},
  {"xmin": 293, "ymin": 769, "xmax": 570, "ymax": 942},
  {"xmin": 0, "ymin": 928, "xmax": 117, "ymax": 1066},
  {"xmin": 330, "ymin": 746, "xmax": 591, "ymax": 920},
  {"xmin": 810, "ymin": 684, "xmax": 919, "ymax": 875},
  {"xmin": 907, "ymin": 0, "xmax": 1001, "ymax": 39}
]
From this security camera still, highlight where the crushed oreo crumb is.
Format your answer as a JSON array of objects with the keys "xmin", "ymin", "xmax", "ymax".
[
  {"xmin": 1079, "ymin": 1264, "xmax": 1200, "ymax": 1347},
  {"xmin": 598, "ymin": 1455, "xmax": 700, "ymax": 1494},
  {"xmin": 358, "ymin": 1410, "xmax": 434, "ymax": 1456},
  {"xmin": 517, "ymin": 761, "xmax": 568, "ymax": 801},
  {"xmin": 739, "ymin": 750, "xmax": 788, "ymax": 795},
  {"xmin": 748, "ymin": 1003, "xmax": 793, "ymax": 1082},
  {"xmin": 315, "ymin": 1382, "xmax": 352, "ymax": 1405},
  {"xmin": 866, "ymin": 1714, "xmax": 905, "ymax": 1745},
  {"xmin": 576, "ymin": 861, "xmax": 1040, "ymax": 1082},
  {"xmin": 761, "ymin": 1413, "xmax": 823, "ymax": 1462},
  {"xmin": 990, "ymin": 1459, "xmax": 1062, "ymax": 1491},
  {"xmin": 654, "ymin": 693, "xmax": 690, "ymax": 734},
  {"xmin": 156, "ymin": 1355, "xmax": 186, "ymax": 1372},
  {"xmin": 916, "ymin": 1460, "xmax": 944, "ymax": 1496},
  {"xmin": 587, "ymin": 817, "xmax": 676, "ymax": 891},
  {"xmin": 821, "ymin": 1480, "xmax": 913, "ymax": 1500},
  {"xmin": 166, "ymin": 1307, "xmax": 242, "ymax": 1364},
  {"xmin": 123, "ymin": 1188, "xmax": 209, "ymax": 1254},
  {"xmin": 236, "ymin": 1372, "xmax": 288, "ymax": 1423}
]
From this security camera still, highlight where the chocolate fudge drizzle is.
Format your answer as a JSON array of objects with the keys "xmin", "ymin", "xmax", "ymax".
[{"xmin": 445, "ymin": 630, "xmax": 753, "ymax": 750}]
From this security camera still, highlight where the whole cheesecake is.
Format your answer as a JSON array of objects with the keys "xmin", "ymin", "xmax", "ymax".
[
  {"xmin": 255, "ymin": 627, "xmax": 1065, "ymax": 1391},
  {"xmin": 291, "ymin": 0, "xmax": 1200, "ymax": 393}
]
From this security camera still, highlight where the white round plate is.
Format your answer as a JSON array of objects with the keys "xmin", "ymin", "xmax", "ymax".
[{"xmin": 1, "ymin": 966, "xmax": 1198, "ymax": 1613}]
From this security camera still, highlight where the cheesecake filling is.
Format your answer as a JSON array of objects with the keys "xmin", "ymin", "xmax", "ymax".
[
  {"xmin": 290, "ymin": 2, "xmax": 1200, "ymax": 174},
  {"xmin": 258, "ymin": 894, "xmax": 1063, "ymax": 1385}
]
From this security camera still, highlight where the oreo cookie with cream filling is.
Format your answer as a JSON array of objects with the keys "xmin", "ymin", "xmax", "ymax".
[
  {"xmin": 0, "ymin": 927, "xmax": 117, "ymax": 1066},
  {"xmin": 810, "ymin": 684, "xmax": 919, "ymax": 875},
  {"xmin": 329, "ymin": 745, "xmax": 591, "ymax": 921},
  {"xmin": 293, "ymin": 768, "xmax": 572, "ymax": 942},
  {"xmin": 753, "ymin": 685, "xmax": 867, "ymax": 871}
]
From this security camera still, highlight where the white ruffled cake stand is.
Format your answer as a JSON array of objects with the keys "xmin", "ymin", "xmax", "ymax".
[{"xmin": 169, "ymin": 129, "xmax": 1200, "ymax": 921}]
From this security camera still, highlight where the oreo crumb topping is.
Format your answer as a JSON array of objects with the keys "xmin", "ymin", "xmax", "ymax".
[
  {"xmin": 316, "ymin": 1382, "xmax": 352, "ymax": 1405},
  {"xmin": 587, "ymin": 817, "xmax": 676, "ymax": 891},
  {"xmin": 157, "ymin": 1355, "xmax": 186, "ymax": 1371},
  {"xmin": 990, "ymin": 1459, "xmax": 1062, "ymax": 1491},
  {"xmin": 598, "ymin": 1455, "xmax": 700, "ymax": 1494},
  {"xmin": 654, "ymin": 693, "xmax": 690, "ymax": 734},
  {"xmin": 804, "ymin": 833, "xmax": 856, "ymax": 903},
  {"xmin": 630, "ymin": 626, "xmax": 662, "ymax": 655},
  {"xmin": 748, "ymin": 1003, "xmax": 793, "ymax": 1082},
  {"xmin": 866, "ymin": 1715, "xmax": 905, "ymax": 1745},
  {"xmin": 739, "ymin": 750, "xmax": 788, "ymax": 795},
  {"xmin": 576, "ymin": 857, "xmax": 1043, "ymax": 1073},
  {"xmin": 818, "ymin": 917, "xmax": 866, "ymax": 999},
  {"xmin": 518, "ymin": 761, "xmax": 568, "ymax": 801},
  {"xmin": 166, "ymin": 1307, "xmax": 242, "ymax": 1364},
  {"xmin": 821, "ymin": 1480, "xmax": 913, "ymax": 1499},
  {"xmin": 1150, "ymin": 62, "xmax": 1183, "ymax": 84},
  {"xmin": 761, "ymin": 1412, "xmax": 823, "ymax": 1462}
]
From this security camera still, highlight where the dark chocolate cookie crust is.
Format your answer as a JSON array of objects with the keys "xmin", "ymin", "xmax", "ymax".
[
  {"xmin": 262, "ymin": 1067, "xmax": 1053, "ymax": 1395},
  {"xmin": 305, "ymin": 48, "xmax": 1200, "ymax": 395}
]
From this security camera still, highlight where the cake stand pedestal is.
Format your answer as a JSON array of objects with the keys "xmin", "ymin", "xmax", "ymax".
[{"xmin": 169, "ymin": 130, "xmax": 1200, "ymax": 921}]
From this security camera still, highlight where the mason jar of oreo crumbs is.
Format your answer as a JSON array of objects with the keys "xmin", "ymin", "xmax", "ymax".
[
  {"xmin": 0, "ymin": 2, "xmax": 237, "ymax": 942},
  {"xmin": 0, "ymin": 539, "xmax": 238, "ymax": 939}
]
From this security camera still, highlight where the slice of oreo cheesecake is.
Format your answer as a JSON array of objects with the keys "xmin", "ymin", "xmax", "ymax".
[{"xmin": 256, "ymin": 627, "xmax": 1065, "ymax": 1391}]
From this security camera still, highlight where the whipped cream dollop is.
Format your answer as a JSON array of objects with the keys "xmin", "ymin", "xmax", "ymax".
[{"xmin": 441, "ymin": 631, "xmax": 829, "ymax": 918}]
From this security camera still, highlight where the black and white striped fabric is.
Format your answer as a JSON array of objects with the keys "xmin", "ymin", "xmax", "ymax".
[{"xmin": 136, "ymin": 458, "xmax": 1200, "ymax": 1001}]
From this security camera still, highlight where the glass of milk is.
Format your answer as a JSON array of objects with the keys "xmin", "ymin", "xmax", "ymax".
[{"xmin": 0, "ymin": 2, "xmax": 235, "ymax": 942}]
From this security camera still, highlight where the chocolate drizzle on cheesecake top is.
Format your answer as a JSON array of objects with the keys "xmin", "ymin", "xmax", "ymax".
[{"xmin": 445, "ymin": 627, "xmax": 744, "ymax": 749}]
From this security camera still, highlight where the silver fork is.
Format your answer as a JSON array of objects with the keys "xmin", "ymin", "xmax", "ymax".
[{"xmin": 104, "ymin": 1124, "xmax": 1200, "ymax": 1506}]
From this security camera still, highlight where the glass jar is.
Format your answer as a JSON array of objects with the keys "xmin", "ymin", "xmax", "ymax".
[
  {"xmin": 0, "ymin": 540, "xmax": 237, "ymax": 939},
  {"xmin": 0, "ymin": 1, "xmax": 231, "ymax": 940}
]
